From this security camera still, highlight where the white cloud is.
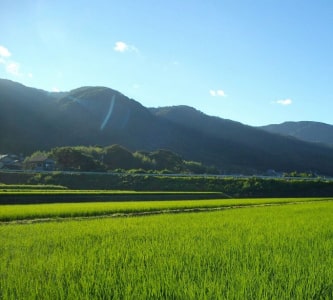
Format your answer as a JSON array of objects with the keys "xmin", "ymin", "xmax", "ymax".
[
  {"xmin": 6, "ymin": 62, "xmax": 21, "ymax": 76},
  {"xmin": 114, "ymin": 41, "xmax": 128, "ymax": 52},
  {"xmin": 210, "ymin": 89, "xmax": 227, "ymax": 97},
  {"xmin": 114, "ymin": 41, "xmax": 138, "ymax": 53},
  {"xmin": 216, "ymin": 90, "xmax": 226, "ymax": 97},
  {"xmin": 0, "ymin": 45, "xmax": 32, "ymax": 78},
  {"xmin": 52, "ymin": 87, "xmax": 60, "ymax": 92},
  {"xmin": 0, "ymin": 45, "xmax": 11, "ymax": 57},
  {"xmin": 209, "ymin": 90, "xmax": 216, "ymax": 96},
  {"xmin": 276, "ymin": 98, "xmax": 292, "ymax": 105}
]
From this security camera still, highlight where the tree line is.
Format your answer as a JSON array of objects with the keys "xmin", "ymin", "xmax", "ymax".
[{"xmin": 24, "ymin": 145, "xmax": 219, "ymax": 174}]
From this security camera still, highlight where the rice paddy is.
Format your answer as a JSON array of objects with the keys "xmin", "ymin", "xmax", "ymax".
[
  {"xmin": 0, "ymin": 197, "xmax": 330, "ymax": 222},
  {"xmin": 1, "ymin": 197, "xmax": 333, "ymax": 299}
]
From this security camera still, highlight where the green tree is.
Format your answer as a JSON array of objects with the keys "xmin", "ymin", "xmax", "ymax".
[
  {"xmin": 51, "ymin": 147, "xmax": 103, "ymax": 171},
  {"xmin": 103, "ymin": 145, "xmax": 136, "ymax": 170},
  {"xmin": 149, "ymin": 149, "xmax": 183, "ymax": 171}
]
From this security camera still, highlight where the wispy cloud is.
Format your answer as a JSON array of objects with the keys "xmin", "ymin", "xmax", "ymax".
[
  {"xmin": 0, "ymin": 45, "xmax": 11, "ymax": 57},
  {"xmin": 0, "ymin": 45, "xmax": 27, "ymax": 77},
  {"xmin": 210, "ymin": 89, "xmax": 227, "ymax": 97},
  {"xmin": 275, "ymin": 98, "xmax": 292, "ymax": 106},
  {"xmin": 6, "ymin": 62, "xmax": 21, "ymax": 76},
  {"xmin": 0, "ymin": 46, "xmax": 11, "ymax": 67},
  {"xmin": 114, "ymin": 41, "xmax": 138, "ymax": 53}
]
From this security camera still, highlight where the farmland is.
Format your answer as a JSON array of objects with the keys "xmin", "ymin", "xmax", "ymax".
[
  {"xmin": 0, "ymin": 196, "xmax": 331, "ymax": 223},
  {"xmin": 1, "ymin": 195, "xmax": 333, "ymax": 299}
]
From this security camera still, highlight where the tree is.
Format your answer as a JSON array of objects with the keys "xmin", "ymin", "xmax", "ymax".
[
  {"xmin": 103, "ymin": 144, "xmax": 136, "ymax": 170},
  {"xmin": 149, "ymin": 149, "xmax": 183, "ymax": 171},
  {"xmin": 51, "ymin": 147, "xmax": 103, "ymax": 171}
]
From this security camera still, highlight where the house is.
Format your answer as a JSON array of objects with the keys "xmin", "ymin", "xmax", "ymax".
[
  {"xmin": 25, "ymin": 155, "xmax": 55, "ymax": 171},
  {"xmin": 0, "ymin": 154, "xmax": 23, "ymax": 170}
]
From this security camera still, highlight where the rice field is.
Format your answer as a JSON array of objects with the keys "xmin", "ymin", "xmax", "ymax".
[
  {"xmin": 0, "ymin": 197, "xmax": 330, "ymax": 222},
  {"xmin": 1, "ymin": 199, "xmax": 333, "ymax": 299}
]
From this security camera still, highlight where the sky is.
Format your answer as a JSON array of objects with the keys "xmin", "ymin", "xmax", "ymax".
[{"xmin": 1, "ymin": 0, "xmax": 332, "ymax": 126}]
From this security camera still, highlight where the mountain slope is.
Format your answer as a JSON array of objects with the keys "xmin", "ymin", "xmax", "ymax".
[
  {"xmin": 260, "ymin": 121, "xmax": 333, "ymax": 146},
  {"xmin": 0, "ymin": 79, "xmax": 66, "ymax": 152},
  {"xmin": 150, "ymin": 106, "xmax": 333, "ymax": 174},
  {"xmin": 1, "ymin": 79, "xmax": 333, "ymax": 175}
]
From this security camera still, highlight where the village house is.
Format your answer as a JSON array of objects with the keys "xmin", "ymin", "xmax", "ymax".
[
  {"xmin": 0, "ymin": 154, "xmax": 23, "ymax": 170},
  {"xmin": 25, "ymin": 155, "xmax": 56, "ymax": 171}
]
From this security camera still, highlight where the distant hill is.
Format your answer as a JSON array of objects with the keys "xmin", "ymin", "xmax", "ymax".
[
  {"xmin": 260, "ymin": 121, "xmax": 333, "ymax": 146},
  {"xmin": 1, "ymin": 79, "xmax": 333, "ymax": 175}
]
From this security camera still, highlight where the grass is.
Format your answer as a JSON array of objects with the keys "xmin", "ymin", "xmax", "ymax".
[
  {"xmin": 1, "ymin": 201, "xmax": 333, "ymax": 299},
  {"xmin": 0, "ymin": 184, "xmax": 68, "ymax": 190},
  {"xmin": 1, "ymin": 197, "xmax": 331, "ymax": 222}
]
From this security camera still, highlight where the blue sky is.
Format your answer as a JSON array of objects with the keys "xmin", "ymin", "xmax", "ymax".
[{"xmin": 1, "ymin": 0, "xmax": 332, "ymax": 126}]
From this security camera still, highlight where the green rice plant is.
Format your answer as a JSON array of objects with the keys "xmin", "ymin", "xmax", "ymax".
[
  {"xmin": 1, "ymin": 202, "xmax": 333, "ymax": 299},
  {"xmin": 0, "ymin": 184, "xmax": 68, "ymax": 191},
  {"xmin": 0, "ymin": 197, "xmax": 331, "ymax": 222},
  {"xmin": 0, "ymin": 189, "xmax": 141, "ymax": 194}
]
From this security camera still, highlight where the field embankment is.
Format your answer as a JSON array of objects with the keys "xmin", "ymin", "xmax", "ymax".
[
  {"xmin": 0, "ymin": 190, "xmax": 225, "ymax": 204},
  {"xmin": 1, "ymin": 171, "xmax": 333, "ymax": 197}
]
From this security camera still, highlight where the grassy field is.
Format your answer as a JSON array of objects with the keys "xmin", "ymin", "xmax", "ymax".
[
  {"xmin": 0, "ymin": 197, "xmax": 331, "ymax": 222},
  {"xmin": 1, "ymin": 200, "xmax": 333, "ymax": 299}
]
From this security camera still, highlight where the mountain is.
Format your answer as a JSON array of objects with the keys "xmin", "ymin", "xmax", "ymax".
[
  {"xmin": 0, "ymin": 79, "xmax": 213, "ymax": 156},
  {"xmin": 260, "ymin": 121, "xmax": 333, "ymax": 146},
  {"xmin": 1, "ymin": 79, "xmax": 333, "ymax": 175},
  {"xmin": 0, "ymin": 79, "xmax": 66, "ymax": 152},
  {"xmin": 150, "ymin": 106, "xmax": 333, "ymax": 174}
]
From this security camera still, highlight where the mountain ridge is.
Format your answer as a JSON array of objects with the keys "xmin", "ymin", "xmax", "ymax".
[
  {"xmin": 1, "ymin": 79, "xmax": 333, "ymax": 175},
  {"xmin": 260, "ymin": 121, "xmax": 333, "ymax": 146}
]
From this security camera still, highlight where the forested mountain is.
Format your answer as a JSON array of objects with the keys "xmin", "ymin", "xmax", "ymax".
[
  {"xmin": 1, "ymin": 79, "xmax": 333, "ymax": 175},
  {"xmin": 260, "ymin": 121, "xmax": 333, "ymax": 146},
  {"xmin": 0, "ymin": 79, "xmax": 65, "ymax": 152},
  {"xmin": 150, "ymin": 106, "xmax": 333, "ymax": 175}
]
